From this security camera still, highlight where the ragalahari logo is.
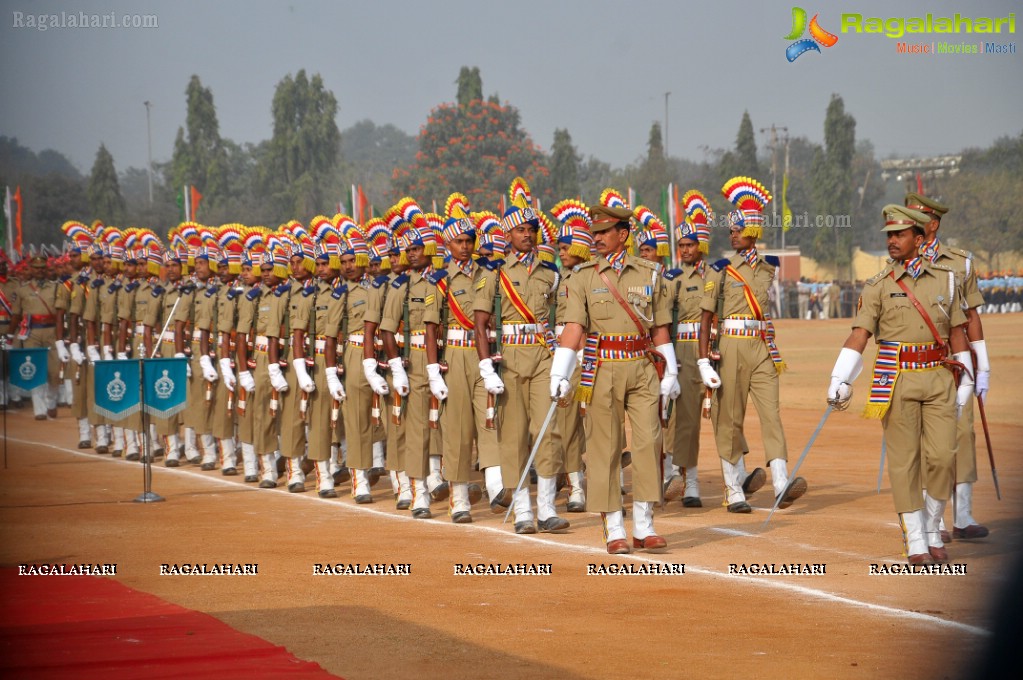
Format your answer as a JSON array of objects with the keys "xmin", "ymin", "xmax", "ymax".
[{"xmin": 785, "ymin": 7, "xmax": 839, "ymax": 61}]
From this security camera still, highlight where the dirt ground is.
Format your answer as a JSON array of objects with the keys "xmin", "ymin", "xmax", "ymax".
[{"xmin": 2, "ymin": 315, "xmax": 1021, "ymax": 679}]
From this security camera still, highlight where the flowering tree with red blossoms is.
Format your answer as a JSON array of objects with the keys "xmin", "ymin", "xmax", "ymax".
[{"xmin": 392, "ymin": 97, "xmax": 552, "ymax": 212}]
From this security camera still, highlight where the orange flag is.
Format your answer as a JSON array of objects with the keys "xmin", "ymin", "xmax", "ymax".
[
  {"xmin": 190, "ymin": 186, "xmax": 203, "ymax": 220},
  {"xmin": 13, "ymin": 186, "xmax": 23, "ymax": 255}
]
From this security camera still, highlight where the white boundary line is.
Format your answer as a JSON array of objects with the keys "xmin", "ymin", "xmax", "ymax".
[{"xmin": 8, "ymin": 436, "xmax": 992, "ymax": 637}]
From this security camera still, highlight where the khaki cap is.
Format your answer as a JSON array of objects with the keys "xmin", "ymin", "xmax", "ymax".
[
  {"xmin": 589, "ymin": 205, "xmax": 633, "ymax": 232},
  {"xmin": 904, "ymin": 192, "xmax": 948, "ymax": 218},
  {"xmin": 881, "ymin": 204, "xmax": 930, "ymax": 232}
]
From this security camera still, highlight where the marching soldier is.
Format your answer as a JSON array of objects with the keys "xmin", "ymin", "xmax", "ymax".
[
  {"xmin": 828, "ymin": 205, "xmax": 972, "ymax": 564},
  {"xmin": 113, "ymin": 232, "xmax": 145, "ymax": 461},
  {"xmin": 906, "ymin": 193, "xmax": 991, "ymax": 540},
  {"xmin": 188, "ymin": 232, "xmax": 223, "ymax": 471},
  {"xmin": 233, "ymin": 230, "xmax": 267, "ymax": 483},
  {"xmin": 210, "ymin": 228, "xmax": 244, "ymax": 475},
  {"xmin": 61, "ymin": 223, "xmax": 95, "ymax": 447},
  {"xmin": 152, "ymin": 244, "xmax": 190, "ymax": 464},
  {"xmin": 10, "ymin": 255, "xmax": 60, "ymax": 419},
  {"xmin": 474, "ymin": 178, "xmax": 567, "ymax": 535},
  {"xmin": 550, "ymin": 199, "xmax": 594, "ymax": 513},
  {"xmin": 81, "ymin": 240, "xmax": 113, "ymax": 450},
  {"xmin": 1, "ymin": 251, "xmax": 20, "ymax": 409},
  {"xmin": 279, "ymin": 227, "xmax": 314, "ymax": 492},
  {"xmin": 698, "ymin": 177, "xmax": 804, "ymax": 513},
  {"xmin": 551, "ymin": 198, "xmax": 681, "ymax": 553}
]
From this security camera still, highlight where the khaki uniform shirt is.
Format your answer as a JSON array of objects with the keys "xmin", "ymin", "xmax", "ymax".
[
  {"xmin": 563, "ymin": 255, "xmax": 671, "ymax": 333},
  {"xmin": 699, "ymin": 253, "xmax": 775, "ymax": 318},
  {"xmin": 854, "ymin": 261, "xmax": 967, "ymax": 342}
]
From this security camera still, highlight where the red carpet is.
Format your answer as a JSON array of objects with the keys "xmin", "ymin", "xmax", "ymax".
[{"xmin": 0, "ymin": 568, "xmax": 341, "ymax": 679}]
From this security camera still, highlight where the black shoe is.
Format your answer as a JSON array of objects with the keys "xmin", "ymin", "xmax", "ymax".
[
  {"xmin": 776, "ymin": 477, "xmax": 807, "ymax": 509},
  {"xmin": 111, "ymin": 449, "xmax": 123, "ymax": 458},
  {"xmin": 201, "ymin": 462, "xmax": 217, "ymax": 471},
  {"xmin": 682, "ymin": 496, "xmax": 703, "ymax": 508},
  {"xmin": 244, "ymin": 475, "xmax": 259, "ymax": 483},
  {"xmin": 742, "ymin": 467, "xmax": 767, "ymax": 495},
  {"xmin": 35, "ymin": 414, "xmax": 47, "ymax": 421},
  {"xmin": 396, "ymin": 498, "xmax": 411, "ymax": 510},
  {"xmin": 259, "ymin": 479, "xmax": 277, "ymax": 489},
  {"xmin": 47, "ymin": 408, "xmax": 57, "ymax": 419},
  {"xmin": 489, "ymin": 489, "xmax": 511, "ymax": 514},
  {"xmin": 78, "ymin": 440, "xmax": 92, "ymax": 449},
  {"xmin": 412, "ymin": 507, "xmax": 432, "ymax": 519},
  {"xmin": 355, "ymin": 494, "xmax": 374, "ymax": 504},
  {"xmin": 452, "ymin": 511, "xmax": 472, "ymax": 524},
  {"xmin": 333, "ymin": 468, "xmax": 351, "ymax": 484},
  {"xmin": 276, "ymin": 457, "xmax": 287, "ymax": 476},
  {"xmin": 288, "ymin": 482, "xmax": 306, "ymax": 493},
  {"xmin": 186, "ymin": 457, "xmax": 201, "ymax": 466},
  {"xmin": 538, "ymin": 517, "xmax": 570, "ymax": 533},
  {"xmin": 515, "ymin": 521, "xmax": 537, "ymax": 535},
  {"xmin": 620, "ymin": 451, "xmax": 632, "ymax": 468},
  {"xmin": 727, "ymin": 501, "xmax": 752, "ymax": 513},
  {"xmin": 125, "ymin": 452, "xmax": 140, "ymax": 462},
  {"xmin": 165, "ymin": 459, "xmax": 180, "ymax": 468},
  {"xmin": 429, "ymin": 481, "xmax": 450, "ymax": 502},
  {"xmin": 95, "ymin": 445, "xmax": 109, "ymax": 454},
  {"xmin": 221, "ymin": 467, "xmax": 238, "ymax": 476},
  {"xmin": 468, "ymin": 483, "xmax": 483, "ymax": 505},
  {"xmin": 368, "ymin": 467, "xmax": 384, "ymax": 487},
  {"xmin": 318, "ymin": 488, "xmax": 339, "ymax": 499},
  {"xmin": 153, "ymin": 447, "xmax": 165, "ymax": 459},
  {"xmin": 567, "ymin": 499, "xmax": 586, "ymax": 513}
]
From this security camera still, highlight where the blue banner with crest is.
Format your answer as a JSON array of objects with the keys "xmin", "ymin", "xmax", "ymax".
[
  {"xmin": 7, "ymin": 347, "xmax": 49, "ymax": 391},
  {"xmin": 143, "ymin": 357, "xmax": 188, "ymax": 418},
  {"xmin": 93, "ymin": 359, "xmax": 141, "ymax": 421}
]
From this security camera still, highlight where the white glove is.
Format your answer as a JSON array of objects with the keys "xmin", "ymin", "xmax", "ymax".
[
  {"xmin": 267, "ymin": 362, "xmax": 289, "ymax": 392},
  {"xmin": 388, "ymin": 357, "xmax": 410, "ymax": 396},
  {"xmin": 116, "ymin": 352, "xmax": 129, "ymax": 360},
  {"xmin": 478, "ymin": 358, "xmax": 505, "ymax": 395},
  {"xmin": 102, "ymin": 345, "xmax": 114, "ymax": 361},
  {"xmin": 70, "ymin": 343, "xmax": 85, "ymax": 365},
  {"xmin": 326, "ymin": 366, "xmax": 346, "ymax": 401},
  {"xmin": 219, "ymin": 357, "xmax": 236, "ymax": 391},
  {"xmin": 292, "ymin": 358, "xmax": 315, "ymax": 393},
  {"xmin": 953, "ymin": 351, "xmax": 974, "ymax": 418},
  {"xmin": 655, "ymin": 342, "xmax": 681, "ymax": 400},
  {"xmin": 828, "ymin": 347, "xmax": 863, "ymax": 406},
  {"xmin": 970, "ymin": 340, "xmax": 990, "ymax": 400},
  {"xmin": 363, "ymin": 358, "xmax": 389, "ymax": 396},
  {"xmin": 87, "ymin": 345, "xmax": 102, "ymax": 363},
  {"xmin": 697, "ymin": 357, "xmax": 722, "ymax": 389},
  {"xmin": 427, "ymin": 363, "xmax": 448, "ymax": 400},
  {"xmin": 174, "ymin": 352, "xmax": 192, "ymax": 379},
  {"xmin": 238, "ymin": 370, "xmax": 256, "ymax": 393},
  {"xmin": 55, "ymin": 340, "xmax": 70, "ymax": 363},
  {"xmin": 549, "ymin": 346, "xmax": 576, "ymax": 399},
  {"xmin": 200, "ymin": 355, "xmax": 219, "ymax": 383}
]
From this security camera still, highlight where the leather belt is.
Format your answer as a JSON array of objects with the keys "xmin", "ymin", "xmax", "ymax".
[
  {"xmin": 599, "ymin": 336, "xmax": 650, "ymax": 352},
  {"xmin": 899, "ymin": 345, "xmax": 945, "ymax": 364},
  {"xmin": 722, "ymin": 318, "xmax": 766, "ymax": 332}
]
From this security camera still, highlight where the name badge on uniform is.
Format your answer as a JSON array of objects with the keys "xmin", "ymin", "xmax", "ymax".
[
  {"xmin": 351, "ymin": 300, "xmax": 365, "ymax": 308},
  {"xmin": 411, "ymin": 297, "xmax": 425, "ymax": 303},
  {"xmin": 890, "ymin": 293, "xmax": 907, "ymax": 298},
  {"xmin": 592, "ymin": 287, "xmax": 609, "ymax": 294},
  {"xmin": 686, "ymin": 286, "xmax": 699, "ymax": 292},
  {"xmin": 732, "ymin": 282, "xmax": 745, "ymax": 288},
  {"xmin": 452, "ymin": 289, "xmax": 466, "ymax": 296}
]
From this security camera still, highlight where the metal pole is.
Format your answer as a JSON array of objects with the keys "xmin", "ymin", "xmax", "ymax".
[
  {"xmin": 144, "ymin": 101, "xmax": 154, "ymax": 206},
  {"xmin": 134, "ymin": 356, "xmax": 164, "ymax": 503}
]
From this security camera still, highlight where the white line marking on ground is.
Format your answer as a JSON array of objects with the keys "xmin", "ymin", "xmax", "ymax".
[{"xmin": 11, "ymin": 436, "xmax": 992, "ymax": 637}]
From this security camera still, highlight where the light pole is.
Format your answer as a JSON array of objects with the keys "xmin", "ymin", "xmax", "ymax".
[{"xmin": 144, "ymin": 101, "xmax": 153, "ymax": 205}]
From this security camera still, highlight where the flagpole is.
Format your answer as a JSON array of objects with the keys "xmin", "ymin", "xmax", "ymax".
[
  {"xmin": 3, "ymin": 187, "xmax": 13, "ymax": 260},
  {"xmin": 134, "ymin": 357, "xmax": 164, "ymax": 503}
]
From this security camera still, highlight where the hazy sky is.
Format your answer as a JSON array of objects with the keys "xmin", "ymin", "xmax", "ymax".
[{"xmin": 1, "ymin": 0, "xmax": 1019, "ymax": 178}]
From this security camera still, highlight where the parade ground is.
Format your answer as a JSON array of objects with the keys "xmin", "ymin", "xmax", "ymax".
[{"xmin": 1, "ymin": 315, "xmax": 1020, "ymax": 679}]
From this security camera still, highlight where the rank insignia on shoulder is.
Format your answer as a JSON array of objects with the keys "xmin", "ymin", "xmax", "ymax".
[
  {"xmin": 107, "ymin": 282, "xmax": 121, "ymax": 293},
  {"xmin": 372, "ymin": 275, "xmax": 389, "ymax": 289},
  {"xmin": 662, "ymin": 268, "xmax": 682, "ymax": 281},
  {"xmin": 476, "ymin": 278, "xmax": 487, "ymax": 290},
  {"xmin": 205, "ymin": 285, "xmax": 218, "ymax": 297},
  {"xmin": 332, "ymin": 284, "xmax": 348, "ymax": 299},
  {"xmin": 704, "ymin": 281, "xmax": 715, "ymax": 292},
  {"xmin": 151, "ymin": 285, "xmax": 165, "ymax": 297},
  {"xmin": 425, "ymin": 270, "xmax": 447, "ymax": 285},
  {"xmin": 274, "ymin": 282, "xmax": 291, "ymax": 297},
  {"xmin": 227, "ymin": 287, "xmax": 242, "ymax": 300},
  {"xmin": 424, "ymin": 294, "xmax": 435, "ymax": 305},
  {"xmin": 710, "ymin": 258, "xmax": 730, "ymax": 272},
  {"xmin": 91, "ymin": 278, "xmax": 105, "ymax": 289},
  {"xmin": 245, "ymin": 286, "xmax": 262, "ymax": 301},
  {"xmin": 763, "ymin": 255, "xmax": 780, "ymax": 267},
  {"xmin": 125, "ymin": 281, "xmax": 140, "ymax": 293},
  {"xmin": 302, "ymin": 283, "xmax": 316, "ymax": 297},
  {"xmin": 391, "ymin": 274, "xmax": 409, "ymax": 288},
  {"xmin": 540, "ymin": 260, "xmax": 559, "ymax": 273}
]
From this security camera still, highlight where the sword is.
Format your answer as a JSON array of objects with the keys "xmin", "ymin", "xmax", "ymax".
[
  {"xmin": 977, "ymin": 395, "xmax": 1001, "ymax": 501},
  {"xmin": 763, "ymin": 402, "xmax": 833, "ymax": 527},
  {"xmin": 503, "ymin": 398, "xmax": 559, "ymax": 524},
  {"xmin": 877, "ymin": 438, "xmax": 886, "ymax": 494}
]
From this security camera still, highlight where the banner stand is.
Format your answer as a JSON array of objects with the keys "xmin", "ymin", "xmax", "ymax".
[
  {"xmin": 2, "ymin": 349, "xmax": 8, "ymax": 470},
  {"xmin": 134, "ymin": 357, "xmax": 163, "ymax": 503}
]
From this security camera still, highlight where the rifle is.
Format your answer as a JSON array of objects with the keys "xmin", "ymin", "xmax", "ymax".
[
  {"xmin": 486, "ymin": 267, "xmax": 504, "ymax": 430},
  {"xmin": 430, "ymin": 279, "xmax": 448, "ymax": 430}
]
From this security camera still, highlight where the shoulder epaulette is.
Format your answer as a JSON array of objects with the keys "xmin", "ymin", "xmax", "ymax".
[
  {"xmin": 710, "ymin": 258, "xmax": 730, "ymax": 272},
  {"xmin": 478, "ymin": 258, "xmax": 503, "ymax": 271},
  {"xmin": 76, "ymin": 273, "xmax": 90, "ymax": 285},
  {"xmin": 91, "ymin": 278, "xmax": 104, "ymax": 289},
  {"xmin": 301, "ymin": 282, "xmax": 316, "ymax": 297},
  {"xmin": 107, "ymin": 281, "xmax": 122, "ymax": 293},
  {"xmin": 226, "ymin": 286, "xmax": 243, "ymax": 300},
  {"xmin": 929, "ymin": 261, "xmax": 955, "ymax": 274},
  {"xmin": 632, "ymin": 257, "xmax": 660, "ymax": 272},
  {"xmin": 662, "ymin": 268, "xmax": 683, "ymax": 281},
  {"xmin": 332, "ymin": 283, "xmax": 348, "ymax": 299},
  {"xmin": 151, "ymin": 285, "xmax": 165, "ymax": 298},
  {"xmin": 273, "ymin": 282, "xmax": 291, "ymax": 297},
  {"xmin": 539, "ymin": 260, "xmax": 559, "ymax": 274},
  {"xmin": 575, "ymin": 260, "xmax": 598, "ymax": 271},
  {"xmin": 245, "ymin": 286, "xmax": 262, "ymax": 301},
  {"xmin": 390, "ymin": 273, "xmax": 410, "ymax": 289},
  {"xmin": 946, "ymin": 245, "xmax": 973, "ymax": 260},
  {"xmin": 764, "ymin": 255, "xmax": 780, "ymax": 267},
  {"xmin": 425, "ymin": 269, "xmax": 448, "ymax": 285},
  {"xmin": 372, "ymin": 275, "xmax": 390, "ymax": 289},
  {"xmin": 864, "ymin": 268, "xmax": 890, "ymax": 286},
  {"xmin": 125, "ymin": 281, "xmax": 140, "ymax": 293}
]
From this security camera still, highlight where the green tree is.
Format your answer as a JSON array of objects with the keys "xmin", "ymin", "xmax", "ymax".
[
  {"xmin": 634, "ymin": 122, "xmax": 672, "ymax": 218},
  {"xmin": 340, "ymin": 120, "xmax": 417, "ymax": 211},
  {"xmin": 258, "ymin": 70, "xmax": 342, "ymax": 222},
  {"xmin": 549, "ymin": 128, "xmax": 581, "ymax": 200},
  {"xmin": 170, "ymin": 75, "xmax": 229, "ymax": 212},
  {"xmin": 941, "ymin": 169, "xmax": 1023, "ymax": 271},
  {"xmin": 87, "ymin": 143, "xmax": 125, "ymax": 224},
  {"xmin": 23, "ymin": 173, "xmax": 89, "ymax": 247},
  {"xmin": 810, "ymin": 94, "xmax": 856, "ymax": 272},
  {"xmin": 393, "ymin": 71, "xmax": 551, "ymax": 211},
  {"xmin": 456, "ymin": 67, "xmax": 483, "ymax": 109},
  {"xmin": 718, "ymin": 111, "xmax": 760, "ymax": 182}
]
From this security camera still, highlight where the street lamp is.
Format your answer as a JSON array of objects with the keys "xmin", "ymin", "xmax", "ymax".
[{"xmin": 144, "ymin": 101, "xmax": 153, "ymax": 205}]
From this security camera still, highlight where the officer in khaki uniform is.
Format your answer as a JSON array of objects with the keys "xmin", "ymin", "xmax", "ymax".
[
  {"xmin": 81, "ymin": 245, "xmax": 113, "ymax": 450},
  {"xmin": 190, "ymin": 241, "xmax": 223, "ymax": 470},
  {"xmin": 698, "ymin": 177, "xmax": 803, "ymax": 513},
  {"xmin": 474, "ymin": 182, "xmax": 567, "ymax": 535},
  {"xmin": 10, "ymin": 255, "xmax": 60, "ymax": 419},
  {"xmin": 211, "ymin": 238, "xmax": 242, "ymax": 475},
  {"xmin": 254, "ymin": 244, "xmax": 292, "ymax": 487},
  {"xmin": 63, "ymin": 232, "xmax": 95, "ymax": 447},
  {"xmin": 132, "ymin": 244, "xmax": 165, "ymax": 459},
  {"xmin": 906, "ymin": 192, "xmax": 991, "ymax": 541},
  {"xmin": 233, "ymin": 239, "xmax": 265, "ymax": 483},
  {"xmin": 550, "ymin": 199, "xmax": 594, "ymax": 513},
  {"xmin": 114, "ymin": 240, "xmax": 144, "ymax": 461},
  {"xmin": 829, "ymin": 205, "xmax": 972, "ymax": 564},
  {"xmin": 153, "ymin": 248, "xmax": 190, "ymax": 464},
  {"xmin": 277, "ymin": 233, "xmax": 314, "ymax": 492},
  {"xmin": 375, "ymin": 212, "xmax": 444, "ymax": 519},
  {"xmin": 552, "ymin": 202, "xmax": 681, "ymax": 553},
  {"xmin": 435, "ymin": 204, "xmax": 489, "ymax": 523}
]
